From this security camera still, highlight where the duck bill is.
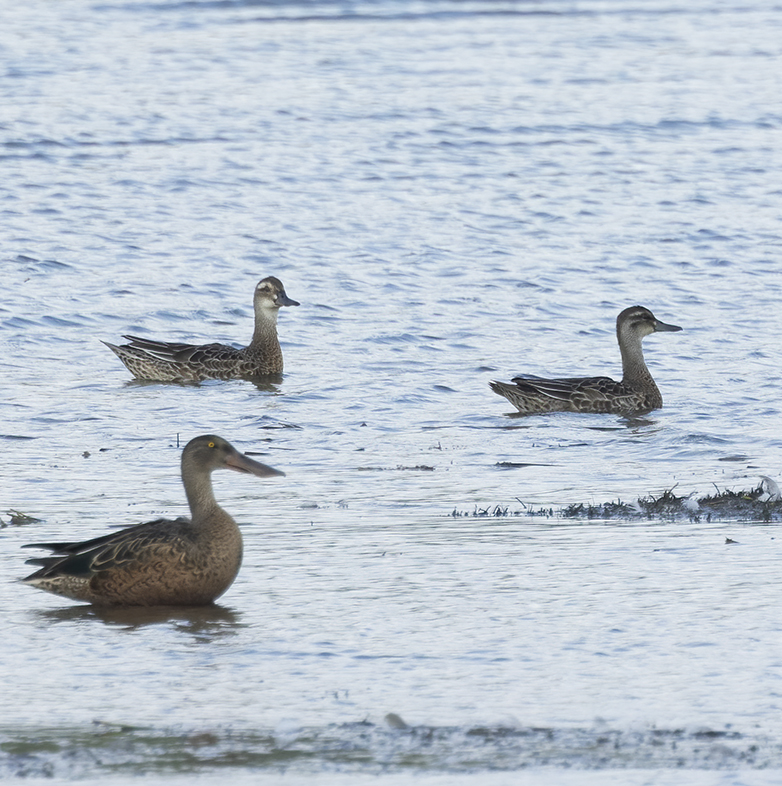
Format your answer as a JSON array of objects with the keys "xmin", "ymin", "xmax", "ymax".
[
  {"xmin": 653, "ymin": 319, "xmax": 682, "ymax": 333},
  {"xmin": 276, "ymin": 292, "xmax": 300, "ymax": 307},
  {"xmin": 226, "ymin": 451, "xmax": 285, "ymax": 478}
]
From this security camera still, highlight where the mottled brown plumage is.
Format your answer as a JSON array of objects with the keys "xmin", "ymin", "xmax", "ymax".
[
  {"xmin": 490, "ymin": 305, "xmax": 682, "ymax": 415},
  {"xmin": 22, "ymin": 435, "xmax": 284, "ymax": 606},
  {"xmin": 104, "ymin": 276, "xmax": 299, "ymax": 382}
]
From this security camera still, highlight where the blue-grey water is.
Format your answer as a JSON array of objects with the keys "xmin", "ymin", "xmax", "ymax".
[{"xmin": 2, "ymin": 0, "xmax": 782, "ymax": 783}]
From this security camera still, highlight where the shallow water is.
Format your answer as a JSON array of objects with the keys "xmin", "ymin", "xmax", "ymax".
[{"xmin": 2, "ymin": 0, "xmax": 782, "ymax": 781}]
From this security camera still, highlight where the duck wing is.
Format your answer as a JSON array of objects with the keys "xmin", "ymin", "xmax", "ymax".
[
  {"xmin": 120, "ymin": 336, "xmax": 243, "ymax": 365},
  {"xmin": 510, "ymin": 374, "xmax": 645, "ymax": 413},
  {"xmin": 510, "ymin": 374, "xmax": 619, "ymax": 401},
  {"xmin": 23, "ymin": 517, "xmax": 191, "ymax": 578}
]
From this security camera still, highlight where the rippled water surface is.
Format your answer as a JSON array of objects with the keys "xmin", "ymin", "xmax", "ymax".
[{"xmin": 2, "ymin": 0, "xmax": 782, "ymax": 781}]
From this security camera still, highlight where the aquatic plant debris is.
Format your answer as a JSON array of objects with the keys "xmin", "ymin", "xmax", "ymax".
[
  {"xmin": 2, "ymin": 510, "xmax": 43, "ymax": 527},
  {"xmin": 2, "ymin": 722, "xmax": 781, "ymax": 777},
  {"xmin": 451, "ymin": 484, "xmax": 782, "ymax": 522}
]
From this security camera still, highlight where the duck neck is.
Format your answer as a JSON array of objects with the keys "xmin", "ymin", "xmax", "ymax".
[
  {"xmin": 181, "ymin": 455, "xmax": 220, "ymax": 524},
  {"xmin": 618, "ymin": 333, "xmax": 655, "ymax": 390},
  {"xmin": 250, "ymin": 308, "xmax": 280, "ymax": 349}
]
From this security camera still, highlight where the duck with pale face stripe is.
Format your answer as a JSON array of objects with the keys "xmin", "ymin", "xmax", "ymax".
[
  {"xmin": 104, "ymin": 276, "xmax": 299, "ymax": 382},
  {"xmin": 490, "ymin": 305, "xmax": 682, "ymax": 415}
]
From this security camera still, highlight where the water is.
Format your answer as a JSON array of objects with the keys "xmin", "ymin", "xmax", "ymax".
[{"xmin": 2, "ymin": 0, "xmax": 782, "ymax": 782}]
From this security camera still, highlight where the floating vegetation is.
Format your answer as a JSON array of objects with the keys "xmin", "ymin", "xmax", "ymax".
[
  {"xmin": 563, "ymin": 487, "xmax": 701, "ymax": 522},
  {"xmin": 358, "ymin": 465, "xmax": 435, "ymax": 472},
  {"xmin": 451, "ymin": 499, "xmax": 556, "ymax": 519},
  {"xmin": 452, "ymin": 483, "xmax": 782, "ymax": 523},
  {"xmin": 1, "ymin": 510, "xmax": 43, "ymax": 528},
  {"xmin": 2, "ymin": 720, "xmax": 781, "ymax": 777},
  {"xmin": 495, "ymin": 461, "xmax": 552, "ymax": 469}
]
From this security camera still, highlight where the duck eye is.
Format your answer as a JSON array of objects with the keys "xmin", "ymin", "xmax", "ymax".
[{"xmin": 208, "ymin": 442, "xmax": 215, "ymax": 448}]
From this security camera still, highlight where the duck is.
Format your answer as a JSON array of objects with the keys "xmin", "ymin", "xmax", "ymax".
[
  {"xmin": 21, "ymin": 435, "xmax": 284, "ymax": 606},
  {"xmin": 489, "ymin": 305, "xmax": 682, "ymax": 415},
  {"xmin": 103, "ymin": 276, "xmax": 299, "ymax": 381}
]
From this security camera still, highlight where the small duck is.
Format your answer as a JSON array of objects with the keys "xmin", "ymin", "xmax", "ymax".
[
  {"xmin": 490, "ymin": 305, "xmax": 682, "ymax": 415},
  {"xmin": 104, "ymin": 276, "xmax": 299, "ymax": 382},
  {"xmin": 22, "ymin": 435, "xmax": 284, "ymax": 606}
]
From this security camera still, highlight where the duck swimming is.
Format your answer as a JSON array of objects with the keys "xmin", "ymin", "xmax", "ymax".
[
  {"xmin": 489, "ymin": 305, "xmax": 682, "ymax": 415},
  {"xmin": 22, "ymin": 435, "xmax": 284, "ymax": 606},
  {"xmin": 104, "ymin": 276, "xmax": 299, "ymax": 382}
]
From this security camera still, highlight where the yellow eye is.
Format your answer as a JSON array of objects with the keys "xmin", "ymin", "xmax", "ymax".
[{"xmin": 208, "ymin": 442, "xmax": 215, "ymax": 448}]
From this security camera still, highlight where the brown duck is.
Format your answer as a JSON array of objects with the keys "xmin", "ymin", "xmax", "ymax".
[
  {"xmin": 490, "ymin": 305, "xmax": 682, "ymax": 415},
  {"xmin": 22, "ymin": 435, "xmax": 284, "ymax": 606},
  {"xmin": 104, "ymin": 276, "xmax": 299, "ymax": 382}
]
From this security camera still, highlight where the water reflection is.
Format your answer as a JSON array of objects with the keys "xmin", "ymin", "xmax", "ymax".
[
  {"xmin": 618, "ymin": 415, "xmax": 659, "ymax": 429},
  {"xmin": 249, "ymin": 374, "xmax": 284, "ymax": 392},
  {"xmin": 503, "ymin": 411, "xmax": 660, "ymax": 429},
  {"xmin": 33, "ymin": 603, "xmax": 245, "ymax": 638},
  {"xmin": 122, "ymin": 378, "xmax": 201, "ymax": 388},
  {"xmin": 119, "ymin": 375, "xmax": 283, "ymax": 391}
]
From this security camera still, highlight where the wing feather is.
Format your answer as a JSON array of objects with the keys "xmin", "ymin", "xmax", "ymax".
[
  {"xmin": 24, "ymin": 517, "xmax": 192, "ymax": 578},
  {"xmin": 121, "ymin": 336, "xmax": 242, "ymax": 365},
  {"xmin": 510, "ymin": 374, "xmax": 618, "ymax": 402}
]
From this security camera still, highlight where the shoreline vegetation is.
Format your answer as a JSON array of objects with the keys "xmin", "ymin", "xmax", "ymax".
[{"xmin": 452, "ymin": 481, "xmax": 782, "ymax": 523}]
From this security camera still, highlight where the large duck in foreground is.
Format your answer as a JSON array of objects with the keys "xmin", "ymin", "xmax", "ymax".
[
  {"xmin": 22, "ymin": 435, "xmax": 284, "ymax": 606},
  {"xmin": 104, "ymin": 276, "xmax": 299, "ymax": 382},
  {"xmin": 490, "ymin": 305, "xmax": 682, "ymax": 415}
]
